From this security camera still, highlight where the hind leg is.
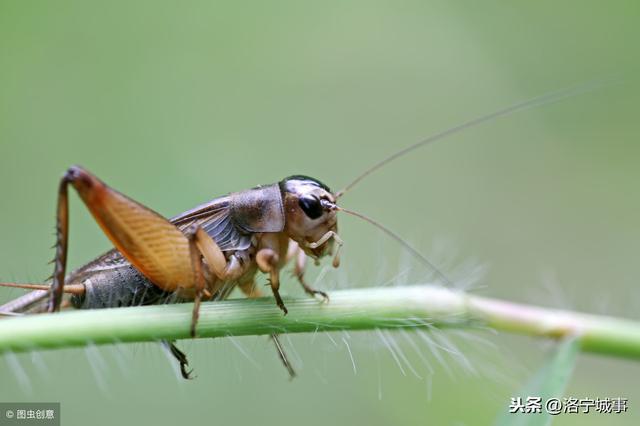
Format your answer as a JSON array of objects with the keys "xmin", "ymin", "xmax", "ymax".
[
  {"xmin": 48, "ymin": 166, "xmax": 198, "ymax": 312},
  {"xmin": 162, "ymin": 340, "xmax": 194, "ymax": 380},
  {"xmin": 46, "ymin": 166, "xmax": 247, "ymax": 333},
  {"xmin": 185, "ymin": 225, "xmax": 248, "ymax": 336}
]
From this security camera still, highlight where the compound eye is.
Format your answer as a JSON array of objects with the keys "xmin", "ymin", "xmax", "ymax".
[{"xmin": 298, "ymin": 196, "xmax": 323, "ymax": 219}]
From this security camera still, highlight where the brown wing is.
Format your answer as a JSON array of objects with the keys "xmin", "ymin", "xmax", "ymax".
[{"xmin": 171, "ymin": 196, "xmax": 252, "ymax": 251}]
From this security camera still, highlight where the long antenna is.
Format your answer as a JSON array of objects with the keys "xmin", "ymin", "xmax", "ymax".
[
  {"xmin": 337, "ymin": 206, "xmax": 451, "ymax": 285},
  {"xmin": 336, "ymin": 78, "xmax": 615, "ymax": 198}
]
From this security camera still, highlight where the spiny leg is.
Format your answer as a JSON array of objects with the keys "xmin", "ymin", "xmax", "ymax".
[
  {"xmin": 48, "ymin": 172, "xmax": 70, "ymax": 312},
  {"xmin": 162, "ymin": 340, "xmax": 194, "ymax": 380},
  {"xmin": 48, "ymin": 166, "xmax": 196, "ymax": 312},
  {"xmin": 238, "ymin": 280, "xmax": 296, "ymax": 379},
  {"xmin": 42, "ymin": 166, "xmax": 250, "ymax": 379}
]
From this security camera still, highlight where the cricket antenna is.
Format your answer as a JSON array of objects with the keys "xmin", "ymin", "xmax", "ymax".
[
  {"xmin": 336, "ymin": 206, "xmax": 452, "ymax": 285},
  {"xmin": 335, "ymin": 78, "xmax": 616, "ymax": 198}
]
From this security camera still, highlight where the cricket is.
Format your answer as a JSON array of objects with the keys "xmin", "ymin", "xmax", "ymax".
[{"xmin": 0, "ymin": 81, "xmax": 604, "ymax": 379}]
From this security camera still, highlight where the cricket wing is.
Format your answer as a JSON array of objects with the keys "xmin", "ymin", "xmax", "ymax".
[{"xmin": 171, "ymin": 196, "xmax": 252, "ymax": 252}]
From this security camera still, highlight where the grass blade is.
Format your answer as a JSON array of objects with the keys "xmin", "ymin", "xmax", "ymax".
[{"xmin": 495, "ymin": 337, "xmax": 580, "ymax": 426}]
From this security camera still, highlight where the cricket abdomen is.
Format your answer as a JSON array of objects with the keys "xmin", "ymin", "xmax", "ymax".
[{"xmin": 69, "ymin": 250, "xmax": 175, "ymax": 309}]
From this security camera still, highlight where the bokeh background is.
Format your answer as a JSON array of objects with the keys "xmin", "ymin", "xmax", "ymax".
[{"xmin": 1, "ymin": 1, "xmax": 639, "ymax": 425}]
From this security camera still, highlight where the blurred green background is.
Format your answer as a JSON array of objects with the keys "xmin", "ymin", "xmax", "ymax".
[{"xmin": 1, "ymin": 1, "xmax": 639, "ymax": 425}]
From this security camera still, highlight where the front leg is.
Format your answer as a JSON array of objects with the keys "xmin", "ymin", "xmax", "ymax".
[{"xmin": 256, "ymin": 248, "xmax": 286, "ymax": 314}]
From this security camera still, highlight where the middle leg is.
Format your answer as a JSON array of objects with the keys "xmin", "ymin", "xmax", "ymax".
[
  {"xmin": 255, "ymin": 233, "xmax": 288, "ymax": 314},
  {"xmin": 238, "ymin": 280, "xmax": 296, "ymax": 379},
  {"xmin": 185, "ymin": 225, "xmax": 249, "ymax": 337}
]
